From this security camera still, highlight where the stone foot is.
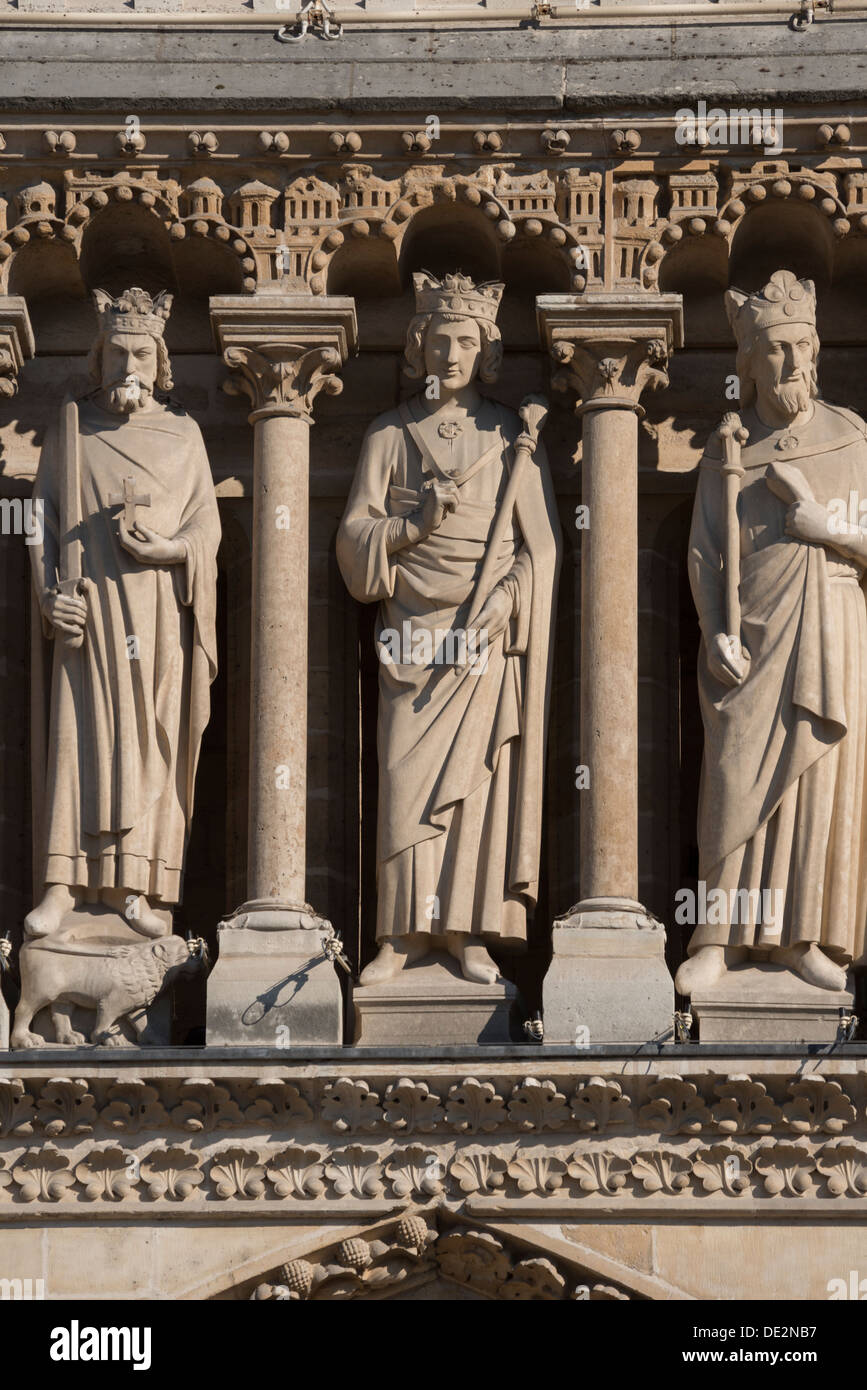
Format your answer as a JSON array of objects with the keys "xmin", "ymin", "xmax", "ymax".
[
  {"xmin": 446, "ymin": 934, "xmax": 501, "ymax": 986},
  {"xmin": 774, "ymin": 943, "xmax": 848, "ymax": 992},
  {"xmin": 11, "ymin": 1029, "xmax": 44, "ymax": 1050},
  {"xmin": 359, "ymin": 938, "xmax": 428, "ymax": 985},
  {"xmin": 112, "ymin": 893, "xmax": 169, "ymax": 939},
  {"xmin": 675, "ymin": 945, "xmax": 726, "ymax": 995},
  {"xmin": 24, "ymin": 884, "xmax": 77, "ymax": 939}
]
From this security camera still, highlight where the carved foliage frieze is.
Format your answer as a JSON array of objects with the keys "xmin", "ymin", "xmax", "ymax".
[{"xmin": 0, "ymin": 1071, "xmax": 864, "ymax": 1207}]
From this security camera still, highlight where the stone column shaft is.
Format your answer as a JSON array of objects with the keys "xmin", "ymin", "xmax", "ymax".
[
  {"xmin": 538, "ymin": 292, "xmax": 683, "ymax": 1044},
  {"xmin": 248, "ymin": 411, "xmax": 309, "ymax": 906},
  {"xmin": 581, "ymin": 404, "xmax": 639, "ymax": 902},
  {"xmin": 207, "ymin": 294, "xmax": 357, "ymax": 1045}
]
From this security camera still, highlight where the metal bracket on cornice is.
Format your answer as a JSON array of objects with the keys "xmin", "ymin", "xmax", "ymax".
[
  {"xmin": 790, "ymin": 0, "xmax": 831, "ymax": 30},
  {"xmin": 276, "ymin": 0, "xmax": 343, "ymax": 43}
]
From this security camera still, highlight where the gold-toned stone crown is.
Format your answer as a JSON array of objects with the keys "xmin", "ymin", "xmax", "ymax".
[
  {"xmin": 726, "ymin": 270, "xmax": 816, "ymax": 339},
  {"xmin": 93, "ymin": 286, "xmax": 173, "ymax": 338},
  {"xmin": 413, "ymin": 270, "xmax": 504, "ymax": 325}
]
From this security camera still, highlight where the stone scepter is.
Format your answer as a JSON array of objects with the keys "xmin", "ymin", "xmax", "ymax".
[{"xmin": 718, "ymin": 411, "xmax": 749, "ymax": 669}]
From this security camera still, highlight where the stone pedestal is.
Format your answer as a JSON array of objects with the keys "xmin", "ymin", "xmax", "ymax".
[
  {"xmin": 207, "ymin": 915, "xmax": 342, "ymax": 1047},
  {"xmin": 543, "ymin": 901, "xmax": 674, "ymax": 1044},
  {"xmin": 690, "ymin": 964, "xmax": 856, "ymax": 1044},
  {"xmin": 537, "ymin": 295, "xmax": 683, "ymax": 1045},
  {"xmin": 353, "ymin": 956, "xmax": 519, "ymax": 1046}
]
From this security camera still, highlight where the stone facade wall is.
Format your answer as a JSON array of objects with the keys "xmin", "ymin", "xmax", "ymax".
[{"xmin": 1, "ymin": 3, "xmax": 866, "ymax": 1302}]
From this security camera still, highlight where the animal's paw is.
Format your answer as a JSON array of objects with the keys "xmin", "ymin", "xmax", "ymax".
[
  {"xmin": 56, "ymin": 1029, "xmax": 87, "ymax": 1046},
  {"xmin": 11, "ymin": 1030, "xmax": 44, "ymax": 1050},
  {"xmin": 94, "ymin": 1029, "xmax": 133, "ymax": 1048}
]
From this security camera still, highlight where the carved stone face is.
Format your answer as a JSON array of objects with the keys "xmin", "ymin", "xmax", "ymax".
[
  {"xmin": 423, "ymin": 314, "xmax": 482, "ymax": 394},
  {"xmin": 750, "ymin": 321, "xmax": 815, "ymax": 422},
  {"xmin": 101, "ymin": 330, "xmax": 159, "ymax": 413}
]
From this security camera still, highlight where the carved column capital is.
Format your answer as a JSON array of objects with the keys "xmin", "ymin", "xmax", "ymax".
[
  {"xmin": 536, "ymin": 293, "xmax": 683, "ymax": 416},
  {"xmin": 0, "ymin": 297, "xmax": 35, "ymax": 399},
  {"xmin": 210, "ymin": 294, "xmax": 357, "ymax": 423}
]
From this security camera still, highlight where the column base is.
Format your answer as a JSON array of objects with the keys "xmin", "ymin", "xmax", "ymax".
[
  {"xmin": 542, "ymin": 899, "xmax": 674, "ymax": 1045},
  {"xmin": 689, "ymin": 964, "xmax": 855, "ymax": 1044},
  {"xmin": 353, "ymin": 954, "xmax": 519, "ymax": 1046},
  {"xmin": 206, "ymin": 901, "xmax": 344, "ymax": 1046}
]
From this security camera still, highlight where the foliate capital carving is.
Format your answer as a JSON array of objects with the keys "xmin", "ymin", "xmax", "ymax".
[
  {"xmin": 210, "ymin": 294, "xmax": 357, "ymax": 425},
  {"xmin": 222, "ymin": 342, "xmax": 344, "ymax": 423},
  {"xmin": 536, "ymin": 292, "xmax": 683, "ymax": 415},
  {"xmin": 0, "ymin": 296, "xmax": 35, "ymax": 399}
]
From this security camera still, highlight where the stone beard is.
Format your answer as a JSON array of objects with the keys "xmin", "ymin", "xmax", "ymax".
[
  {"xmin": 337, "ymin": 276, "xmax": 561, "ymax": 979},
  {"xmin": 28, "ymin": 294, "xmax": 220, "ymax": 930},
  {"xmin": 685, "ymin": 274, "xmax": 867, "ymax": 989}
]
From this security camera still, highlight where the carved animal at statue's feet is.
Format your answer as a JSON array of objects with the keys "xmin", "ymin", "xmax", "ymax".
[{"xmin": 11, "ymin": 935, "xmax": 209, "ymax": 1048}]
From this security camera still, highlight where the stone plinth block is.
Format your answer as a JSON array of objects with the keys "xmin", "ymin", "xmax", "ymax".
[
  {"xmin": 543, "ymin": 904, "xmax": 674, "ymax": 1045},
  {"xmin": 690, "ymin": 964, "xmax": 855, "ymax": 1044},
  {"xmin": 206, "ymin": 917, "xmax": 343, "ymax": 1046},
  {"xmin": 353, "ymin": 956, "xmax": 518, "ymax": 1046}
]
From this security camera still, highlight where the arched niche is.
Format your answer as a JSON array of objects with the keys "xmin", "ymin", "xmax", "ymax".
[
  {"xmin": 826, "ymin": 235, "xmax": 867, "ymax": 340},
  {"xmin": 818, "ymin": 236, "xmax": 867, "ymax": 414},
  {"xmin": 327, "ymin": 233, "xmax": 402, "ymax": 301},
  {"xmin": 79, "ymin": 201, "xmax": 177, "ymax": 299},
  {"xmin": 658, "ymin": 234, "xmax": 729, "ymax": 347},
  {"xmin": 80, "ymin": 203, "xmax": 245, "ymax": 352},
  {"xmin": 396, "ymin": 201, "xmax": 502, "ymax": 288},
  {"xmin": 7, "ymin": 240, "xmax": 89, "ymax": 351},
  {"xmin": 727, "ymin": 200, "xmax": 833, "ymax": 298},
  {"xmin": 499, "ymin": 234, "xmax": 572, "ymax": 347},
  {"xmin": 168, "ymin": 234, "xmax": 248, "ymax": 351}
]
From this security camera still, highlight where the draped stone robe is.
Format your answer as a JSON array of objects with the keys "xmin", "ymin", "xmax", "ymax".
[
  {"xmin": 688, "ymin": 400, "xmax": 867, "ymax": 964},
  {"xmin": 31, "ymin": 398, "xmax": 221, "ymax": 905},
  {"xmin": 337, "ymin": 393, "xmax": 561, "ymax": 943}
]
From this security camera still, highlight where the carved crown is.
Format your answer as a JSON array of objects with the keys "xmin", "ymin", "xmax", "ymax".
[
  {"xmin": 93, "ymin": 286, "xmax": 173, "ymax": 339},
  {"xmin": 725, "ymin": 269, "xmax": 817, "ymax": 340},
  {"xmin": 412, "ymin": 270, "xmax": 504, "ymax": 325}
]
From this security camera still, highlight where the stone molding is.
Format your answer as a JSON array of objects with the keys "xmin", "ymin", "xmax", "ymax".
[{"xmin": 1, "ymin": 1065, "xmax": 866, "ymax": 1211}]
